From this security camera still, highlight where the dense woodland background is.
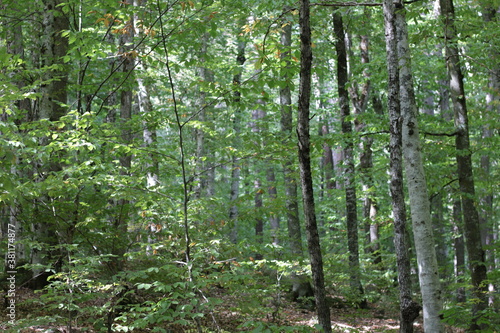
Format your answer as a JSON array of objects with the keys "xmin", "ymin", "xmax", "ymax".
[{"xmin": 0, "ymin": 0, "xmax": 498, "ymax": 332}]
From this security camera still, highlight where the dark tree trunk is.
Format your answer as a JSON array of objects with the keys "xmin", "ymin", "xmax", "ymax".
[
  {"xmin": 383, "ymin": 1, "xmax": 421, "ymax": 331},
  {"xmin": 480, "ymin": 4, "xmax": 498, "ymax": 308},
  {"xmin": 31, "ymin": 0, "xmax": 70, "ymax": 288},
  {"xmin": 112, "ymin": 5, "xmax": 135, "ymax": 273},
  {"xmin": 267, "ymin": 167, "xmax": 280, "ymax": 245},
  {"xmin": 297, "ymin": 0, "xmax": 331, "ymax": 331},
  {"xmin": 333, "ymin": 11, "xmax": 366, "ymax": 308},
  {"xmin": 280, "ymin": 8, "xmax": 303, "ymax": 256},
  {"xmin": 229, "ymin": 28, "xmax": 246, "ymax": 244},
  {"xmin": 439, "ymin": 0, "xmax": 488, "ymax": 329}
]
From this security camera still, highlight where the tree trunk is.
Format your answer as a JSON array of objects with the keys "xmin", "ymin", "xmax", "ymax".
[
  {"xmin": 194, "ymin": 32, "xmax": 215, "ymax": 199},
  {"xmin": 452, "ymin": 198, "xmax": 466, "ymax": 303},
  {"xmin": 134, "ymin": 0, "xmax": 159, "ymax": 255},
  {"xmin": 382, "ymin": 2, "xmax": 421, "ymax": 330},
  {"xmin": 350, "ymin": 33, "xmax": 380, "ymax": 265},
  {"xmin": 280, "ymin": 7, "xmax": 303, "ymax": 257},
  {"xmin": 480, "ymin": 3, "xmax": 498, "ymax": 308},
  {"xmin": 395, "ymin": 2, "xmax": 444, "ymax": 332},
  {"xmin": 251, "ymin": 104, "xmax": 265, "ymax": 259},
  {"xmin": 31, "ymin": 0, "xmax": 70, "ymax": 288},
  {"xmin": 112, "ymin": 5, "xmax": 135, "ymax": 273},
  {"xmin": 297, "ymin": 1, "xmax": 332, "ymax": 331},
  {"xmin": 333, "ymin": 11, "xmax": 366, "ymax": 307},
  {"xmin": 267, "ymin": 167, "xmax": 280, "ymax": 245},
  {"xmin": 229, "ymin": 28, "xmax": 246, "ymax": 244},
  {"xmin": 439, "ymin": 0, "xmax": 489, "ymax": 328}
]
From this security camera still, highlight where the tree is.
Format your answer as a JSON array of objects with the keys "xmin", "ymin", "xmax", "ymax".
[
  {"xmin": 383, "ymin": 1, "xmax": 421, "ymax": 330},
  {"xmin": 280, "ymin": 7, "xmax": 303, "ymax": 256},
  {"xmin": 439, "ymin": 0, "xmax": 489, "ymax": 328},
  {"xmin": 297, "ymin": 0, "xmax": 332, "ymax": 331},
  {"xmin": 395, "ymin": 1, "xmax": 444, "ymax": 331},
  {"xmin": 333, "ymin": 10, "xmax": 366, "ymax": 307}
]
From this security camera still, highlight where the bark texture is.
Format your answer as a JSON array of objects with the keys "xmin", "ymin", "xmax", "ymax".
[
  {"xmin": 297, "ymin": 0, "xmax": 332, "ymax": 331},
  {"xmin": 395, "ymin": 3, "xmax": 443, "ymax": 332},
  {"xmin": 280, "ymin": 9, "xmax": 303, "ymax": 256},
  {"xmin": 333, "ymin": 11, "xmax": 366, "ymax": 307},
  {"xmin": 439, "ymin": 0, "xmax": 488, "ymax": 328},
  {"xmin": 382, "ymin": 1, "xmax": 421, "ymax": 331},
  {"xmin": 229, "ymin": 30, "xmax": 246, "ymax": 244}
]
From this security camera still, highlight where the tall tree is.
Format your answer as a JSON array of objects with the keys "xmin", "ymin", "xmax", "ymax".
[
  {"xmin": 396, "ymin": 1, "xmax": 444, "ymax": 331},
  {"xmin": 280, "ymin": 7, "xmax": 303, "ymax": 256},
  {"xmin": 112, "ymin": 0, "xmax": 135, "ymax": 272},
  {"xmin": 297, "ymin": 0, "xmax": 332, "ymax": 331},
  {"xmin": 229, "ymin": 21, "xmax": 247, "ymax": 244},
  {"xmin": 479, "ymin": 1, "xmax": 498, "ymax": 308},
  {"xmin": 439, "ymin": 0, "xmax": 488, "ymax": 328},
  {"xmin": 333, "ymin": 10, "xmax": 366, "ymax": 308},
  {"xmin": 350, "ymin": 33, "xmax": 380, "ymax": 263},
  {"xmin": 31, "ymin": 0, "xmax": 70, "ymax": 288},
  {"xmin": 382, "ymin": 1, "xmax": 421, "ymax": 330}
]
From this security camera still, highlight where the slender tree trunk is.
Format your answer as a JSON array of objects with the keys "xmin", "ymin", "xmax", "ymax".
[
  {"xmin": 252, "ymin": 105, "xmax": 265, "ymax": 259},
  {"xmin": 431, "ymin": 194, "xmax": 449, "ymax": 278},
  {"xmin": 112, "ymin": 5, "xmax": 135, "ymax": 273},
  {"xmin": 350, "ymin": 33, "xmax": 380, "ymax": 264},
  {"xmin": 395, "ymin": 3, "xmax": 444, "ymax": 332},
  {"xmin": 333, "ymin": 11, "xmax": 366, "ymax": 308},
  {"xmin": 229, "ymin": 29, "xmax": 246, "ymax": 244},
  {"xmin": 134, "ymin": 0, "xmax": 158, "ymax": 255},
  {"xmin": 480, "ymin": 4, "xmax": 498, "ymax": 308},
  {"xmin": 194, "ymin": 32, "xmax": 215, "ymax": 199},
  {"xmin": 298, "ymin": 1, "xmax": 331, "ymax": 331},
  {"xmin": 383, "ymin": 2, "xmax": 421, "ymax": 330},
  {"xmin": 452, "ymin": 198, "xmax": 466, "ymax": 303},
  {"xmin": 280, "ymin": 7, "xmax": 303, "ymax": 256},
  {"xmin": 267, "ymin": 167, "xmax": 280, "ymax": 245},
  {"xmin": 439, "ymin": 0, "xmax": 488, "ymax": 328},
  {"xmin": 31, "ymin": 0, "xmax": 69, "ymax": 288},
  {"xmin": 2, "ymin": 2, "xmax": 28, "ymax": 266}
]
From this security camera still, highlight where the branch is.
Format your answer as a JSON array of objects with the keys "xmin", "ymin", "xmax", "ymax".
[
  {"xmin": 422, "ymin": 131, "xmax": 458, "ymax": 137},
  {"xmin": 430, "ymin": 178, "xmax": 458, "ymax": 202}
]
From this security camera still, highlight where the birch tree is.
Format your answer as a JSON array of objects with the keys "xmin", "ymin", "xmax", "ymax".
[
  {"xmin": 395, "ymin": 1, "xmax": 444, "ymax": 331},
  {"xmin": 383, "ymin": 1, "xmax": 422, "ymax": 330}
]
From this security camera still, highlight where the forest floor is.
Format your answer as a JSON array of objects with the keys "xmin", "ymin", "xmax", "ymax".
[{"xmin": 1, "ymin": 286, "xmax": 465, "ymax": 332}]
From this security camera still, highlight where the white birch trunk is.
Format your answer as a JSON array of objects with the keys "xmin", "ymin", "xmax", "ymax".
[{"xmin": 395, "ymin": 3, "xmax": 444, "ymax": 332}]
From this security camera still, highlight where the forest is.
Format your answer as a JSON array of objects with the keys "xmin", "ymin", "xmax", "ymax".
[{"xmin": 0, "ymin": 0, "xmax": 498, "ymax": 332}]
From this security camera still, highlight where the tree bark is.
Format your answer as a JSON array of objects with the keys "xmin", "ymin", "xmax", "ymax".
[
  {"xmin": 350, "ymin": 33, "xmax": 380, "ymax": 264},
  {"xmin": 439, "ymin": 0, "xmax": 489, "ymax": 328},
  {"xmin": 452, "ymin": 198, "xmax": 466, "ymax": 303},
  {"xmin": 297, "ymin": 1, "xmax": 332, "ymax": 331},
  {"xmin": 134, "ymin": 0, "xmax": 159, "ymax": 255},
  {"xmin": 31, "ymin": 0, "xmax": 70, "ymax": 287},
  {"xmin": 112, "ymin": 4, "xmax": 135, "ymax": 273},
  {"xmin": 480, "ymin": 3, "xmax": 498, "ymax": 308},
  {"xmin": 382, "ymin": 1, "xmax": 421, "ymax": 330},
  {"xmin": 229, "ymin": 27, "xmax": 246, "ymax": 244},
  {"xmin": 333, "ymin": 11, "xmax": 366, "ymax": 307},
  {"xmin": 280, "ymin": 7, "xmax": 303, "ymax": 257},
  {"xmin": 395, "ymin": 2, "xmax": 444, "ymax": 332},
  {"xmin": 267, "ymin": 167, "xmax": 280, "ymax": 245}
]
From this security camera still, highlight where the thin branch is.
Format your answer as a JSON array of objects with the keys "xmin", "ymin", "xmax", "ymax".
[
  {"xmin": 430, "ymin": 178, "xmax": 459, "ymax": 201},
  {"xmin": 422, "ymin": 131, "xmax": 458, "ymax": 137}
]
